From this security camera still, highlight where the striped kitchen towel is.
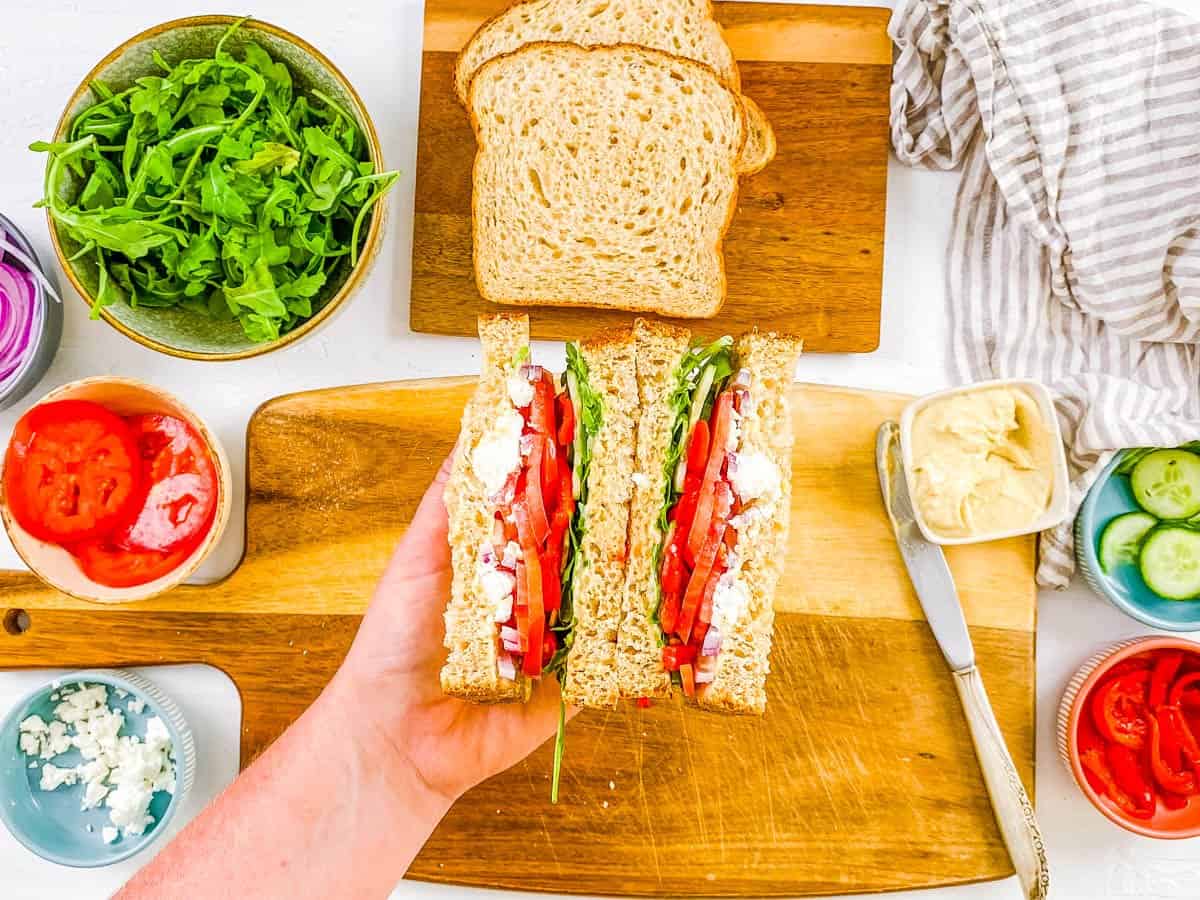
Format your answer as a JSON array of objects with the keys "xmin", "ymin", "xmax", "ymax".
[{"xmin": 890, "ymin": 0, "xmax": 1200, "ymax": 587}]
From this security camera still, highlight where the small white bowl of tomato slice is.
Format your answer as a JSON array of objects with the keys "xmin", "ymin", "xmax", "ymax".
[
  {"xmin": 1, "ymin": 377, "xmax": 231, "ymax": 602},
  {"xmin": 1059, "ymin": 636, "xmax": 1200, "ymax": 838}
]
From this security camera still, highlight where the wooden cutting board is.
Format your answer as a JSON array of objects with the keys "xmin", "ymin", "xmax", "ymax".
[
  {"xmin": 0, "ymin": 379, "xmax": 1036, "ymax": 897},
  {"xmin": 410, "ymin": 2, "xmax": 892, "ymax": 351}
]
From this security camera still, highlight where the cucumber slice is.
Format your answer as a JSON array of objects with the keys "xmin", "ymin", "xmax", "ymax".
[
  {"xmin": 1139, "ymin": 527, "xmax": 1200, "ymax": 600},
  {"xmin": 1098, "ymin": 512, "xmax": 1157, "ymax": 573},
  {"xmin": 1131, "ymin": 450, "xmax": 1200, "ymax": 519}
]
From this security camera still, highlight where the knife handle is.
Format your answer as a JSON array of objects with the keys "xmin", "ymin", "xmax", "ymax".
[{"xmin": 952, "ymin": 666, "xmax": 1049, "ymax": 900}]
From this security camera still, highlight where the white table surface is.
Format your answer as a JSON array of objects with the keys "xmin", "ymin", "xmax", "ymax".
[{"xmin": 2, "ymin": 1, "xmax": 1200, "ymax": 898}]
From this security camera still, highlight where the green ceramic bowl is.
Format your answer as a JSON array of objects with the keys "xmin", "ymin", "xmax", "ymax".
[
  {"xmin": 1075, "ymin": 450, "xmax": 1200, "ymax": 631},
  {"xmin": 44, "ymin": 16, "xmax": 387, "ymax": 361}
]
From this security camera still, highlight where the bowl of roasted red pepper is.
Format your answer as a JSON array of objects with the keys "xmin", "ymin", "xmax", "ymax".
[
  {"xmin": 1, "ymin": 377, "xmax": 231, "ymax": 602},
  {"xmin": 1059, "ymin": 636, "xmax": 1200, "ymax": 837}
]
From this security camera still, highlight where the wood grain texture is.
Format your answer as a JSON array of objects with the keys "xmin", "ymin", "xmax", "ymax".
[
  {"xmin": 410, "ymin": 1, "xmax": 891, "ymax": 350},
  {"xmin": 0, "ymin": 379, "xmax": 1035, "ymax": 896}
]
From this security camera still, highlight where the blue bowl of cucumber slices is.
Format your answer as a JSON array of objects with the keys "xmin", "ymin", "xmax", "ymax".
[{"xmin": 1077, "ymin": 446, "xmax": 1200, "ymax": 631}]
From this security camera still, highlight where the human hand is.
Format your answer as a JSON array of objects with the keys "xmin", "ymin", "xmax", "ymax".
[{"xmin": 330, "ymin": 449, "xmax": 571, "ymax": 806}]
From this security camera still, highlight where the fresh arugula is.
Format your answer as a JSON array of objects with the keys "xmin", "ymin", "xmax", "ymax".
[
  {"xmin": 31, "ymin": 19, "xmax": 399, "ymax": 343},
  {"xmin": 650, "ymin": 337, "xmax": 734, "ymax": 629},
  {"xmin": 545, "ymin": 343, "xmax": 604, "ymax": 804}
]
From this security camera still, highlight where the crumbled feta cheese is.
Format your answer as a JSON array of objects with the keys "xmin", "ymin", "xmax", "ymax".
[
  {"xmin": 507, "ymin": 373, "xmax": 535, "ymax": 408},
  {"xmin": 472, "ymin": 409, "xmax": 525, "ymax": 497},
  {"xmin": 102, "ymin": 827, "xmax": 119, "ymax": 844},
  {"xmin": 16, "ymin": 683, "xmax": 175, "ymax": 843},
  {"xmin": 478, "ymin": 565, "xmax": 516, "ymax": 623},
  {"xmin": 631, "ymin": 472, "xmax": 651, "ymax": 490},
  {"xmin": 712, "ymin": 571, "xmax": 751, "ymax": 629},
  {"xmin": 501, "ymin": 540, "xmax": 522, "ymax": 568},
  {"xmin": 729, "ymin": 451, "xmax": 781, "ymax": 503}
]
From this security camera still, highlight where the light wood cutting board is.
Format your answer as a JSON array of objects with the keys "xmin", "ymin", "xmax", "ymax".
[
  {"xmin": 410, "ymin": 1, "xmax": 892, "ymax": 351},
  {"xmin": 0, "ymin": 379, "xmax": 1035, "ymax": 896}
]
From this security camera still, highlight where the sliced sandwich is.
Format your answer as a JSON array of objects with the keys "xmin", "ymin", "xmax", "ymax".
[
  {"xmin": 467, "ymin": 43, "xmax": 746, "ymax": 319},
  {"xmin": 442, "ymin": 314, "xmax": 636, "ymax": 709},
  {"xmin": 453, "ymin": 0, "xmax": 775, "ymax": 174},
  {"xmin": 618, "ymin": 318, "xmax": 802, "ymax": 714}
]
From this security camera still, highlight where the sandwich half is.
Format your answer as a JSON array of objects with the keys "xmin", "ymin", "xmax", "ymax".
[
  {"xmin": 617, "ymin": 318, "xmax": 801, "ymax": 714},
  {"xmin": 442, "ymin": 314, "xmax": 636, "ymax": 708}
]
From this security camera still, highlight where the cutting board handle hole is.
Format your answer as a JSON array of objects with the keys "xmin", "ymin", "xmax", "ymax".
[{"xmin": 3, "ymin": 609, "xmax": 31, "ymax": 636}]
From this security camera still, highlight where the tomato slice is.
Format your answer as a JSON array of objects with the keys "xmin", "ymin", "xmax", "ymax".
[
  {"xmin": 523, "ymin": 436, "xmax": 550, "ymax": 545},
  {"xmin": 113, "ymin": 473, "xmax": 216, "ymax": 553},
  {"xmin": 1091, "ymin": 670, "xmax": 1151, "ymax": 750},
  {"xmin": 71, "ymin": 537, "xmax": 195, "ymax": 588},
  {"xmin": 556, "ymin": 392, "xmax": 575, "ymax": 449},
  {"xmin": 677, "ymin": 483, "xmax": 733, "ymax": 641},
  {"xmin": 125, "ymin": 414, "xmax": 214, "ymax": 483},
  {"xmin": 686, "ymin": 392, "xmax": 732, "ymax": 562},
  {"xmin": 3, "ymin": 400, "xmax": 145, "ymax": 544},
  {"xmin": 515, "ymin": 500, "xmax": 545, "ymax": 677},
  {"xmin": 662, "ymin": 643, "xmax": 697, "ymax": 671}
]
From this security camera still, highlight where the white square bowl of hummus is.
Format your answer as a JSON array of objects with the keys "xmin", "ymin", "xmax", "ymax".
[{"xmin": 898, "ymin": 378, "xmax": 1070, "ymax": 545}]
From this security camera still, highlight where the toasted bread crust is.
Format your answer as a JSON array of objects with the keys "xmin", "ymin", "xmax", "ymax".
[{"xmin": 441, "ymin": 314, "xmax": 532, "ymax": 703}]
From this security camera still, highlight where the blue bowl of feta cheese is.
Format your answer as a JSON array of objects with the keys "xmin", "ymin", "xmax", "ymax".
[{"xmin": 0, "ymin": 669, "xmax": 195, "ymax": 867}]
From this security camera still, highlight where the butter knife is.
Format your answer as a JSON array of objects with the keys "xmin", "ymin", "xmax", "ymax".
[{"xmin": 876, "ymin": 421, "xmax": 1049, "ymax": 900}]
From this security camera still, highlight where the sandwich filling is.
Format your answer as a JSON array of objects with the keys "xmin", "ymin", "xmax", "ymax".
[
  {"xmin": 653, "ymin": 339, "xmax": 782, "ymax": 696},
  {"xmin": 472, "ymin": 347, "xmax": 599, "ymax": 682}
]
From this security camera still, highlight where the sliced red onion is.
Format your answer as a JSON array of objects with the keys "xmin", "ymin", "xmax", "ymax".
[
  {"xmin": 497, "ymin": 653, "xmax": 517, "ymax": 681},
  {"xmin": 695, "ymin": 668, "xmax": 715, "ymax": 684},
  {"xmin": 500, "ymin": 626, "xmax": 522, "ymax": 652},
  {"xmin": 726, "ymin": 452, "xmax": 740, "ymax": 476},
  {"xmin": 0, "ymin": 263, "xmax": 37, "ymax": 383},
  {"xmin": 519, "ymin": 364, "xmax": 543, "ymax": 382},
  {"xmin": 731, "ymin": 368, "xmax": 752, "ymax": 391},
  {"xmin": 0, "ymin": 232, "xmax": 61, "ymax": 304},
  {"xmin": 480, "ymin": 543, "xmax": 497, "ymax": 568},
  {"xmin": 701, "ymin": 625, "xmax": 723, "ymax": 657},
  {"xmin": 519, "ymin": 433, "xmax": 536, "ymax": 457}
]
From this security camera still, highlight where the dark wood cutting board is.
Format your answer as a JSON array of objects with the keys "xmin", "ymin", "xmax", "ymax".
[
  {"xmin": 410, "ymin": 2, "xmax": 892, "ymax": 350},
  {"xmin": 0, "ymin": 378, "xmax": 1036, "ymax": 897}
]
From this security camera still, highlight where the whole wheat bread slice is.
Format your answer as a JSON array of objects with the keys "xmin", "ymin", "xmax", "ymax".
[
  {"xmin": 441, "ymin": 313, "xmax": 532, "ymax": 703},
  {"xmin": 454, "ymin": 0, "xmax": 775, "ymax": 175},
  {"xmin": 697, "ymin": 331, "xmax": 802, "ymax": 715},
  {"xmin": 616, "ymin": 318, "xmax": 692, "ymax": 699},
  {"xmin": 562, "ymin": 327, "xmax": 638, "ymax": 709},
  {"xmin": 469, "ymin": 43, "xmax": 745, "ymax": 318}
]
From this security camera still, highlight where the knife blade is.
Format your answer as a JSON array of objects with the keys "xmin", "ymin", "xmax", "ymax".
[
  {"xmin": 875, "ymin": 420, "xmax": 975, "ymax": 673},
  {"xmin": 875, "ymin": 420, "xmax": 1050, "ymax": 900}
]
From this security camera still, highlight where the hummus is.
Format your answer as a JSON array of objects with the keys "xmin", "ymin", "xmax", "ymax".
[{"xmin": 909, "ymin": 387, "xmax": 1054, "ymax": 539}]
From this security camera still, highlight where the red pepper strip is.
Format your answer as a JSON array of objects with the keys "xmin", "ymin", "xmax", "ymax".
[
  {"xmin": 677, "ymin": 482, "xmax": 733, "ymax": 641},
  {"xmin": 659, "ymin": 591, "xmax": 681, "ymax": 636},
  {"xmin": 1181, "ymin": 690, "xmax": 1200, "ymax": 711},
  {"xmin": 556, "ymin": 392, "xmax": 575, "ymax": 449},
  {"xmin": 1105, "ymin": 744, "xmax": 1157, "ymax": 818},
  {"xmin": 680, "ymin": 663, "xmax": 696, "ymax": 698},
  {"xmin": 1162, "ymin": 791, "xmax": 1190, "ymax": 810},
  {"xmin": 1106, "ymin": 656, "xmax": 1153, "ymax": 679},
  {"xmin": 1076, "ymin": 714, "xmax": 1109, "ymax": 793},
  {"xmin": 686, "ymin": 419, "xmax": 710, "ymax": 475},
  {"xmin": 1169, "ymin": 672, "xmax": 1200, "ymax": 708},
  {"xmin": 660, "ymin": 526, "xmax": 686, "ymax": 595},
  {"xmin": 541, "ymin": 437, "xmax": 558, "ymax": 511},
  {"xmin": 686, "ymin": 392, "xmax": 733, "ymax": 563},
  {"xmin": 1091, "ymin": 670, "xmax": 1151, "ymax": 750},
  {"xmin": 1150, "ymin": 711, "xmax": 1198, "ymax": 794},
  {"xmin": 1163, "ymin": 704, "xmax": 1200, "ymax": 774},
  {"xmin": 514, "ymin": 559, "xmax": 530, "ymax": 654},
  {"xmin": 670, "ymin": 475, "xmax": 701, "ymax": 534},
  {"xmin": 1081, "ymin": 748, "xmax": 1152, "ymax": 819},
  {"xmin": 1150, "ymin": 651, "xmax": 1185, "ymax": 709},
  {"xmin": 662, "ymin": 643, "xmax": 697, "ymax": 672},
  {"xmin": 515, "ymin": 501, "xmax": 545, "ymax": 677}
]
